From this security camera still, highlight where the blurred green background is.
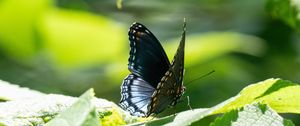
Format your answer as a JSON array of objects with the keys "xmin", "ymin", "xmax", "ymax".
[{"xmin": 0, "ymin": 0, "xmax": 299, "ymax": 125}]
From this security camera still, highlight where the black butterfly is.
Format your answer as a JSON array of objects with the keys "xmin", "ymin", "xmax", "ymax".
[{"xmin": 119, "ymin": 21, "xmax": 186, "ymax": 117}]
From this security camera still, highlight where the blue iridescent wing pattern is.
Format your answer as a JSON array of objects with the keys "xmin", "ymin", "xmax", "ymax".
[{"xmin": 119, "ymin": 74, "xmax": 155, "ymax": 117}]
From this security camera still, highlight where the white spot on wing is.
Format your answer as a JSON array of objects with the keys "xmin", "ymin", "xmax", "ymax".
[{"xmin": 145, "ymin": 29, "xmax": 150, "ymax": 34}]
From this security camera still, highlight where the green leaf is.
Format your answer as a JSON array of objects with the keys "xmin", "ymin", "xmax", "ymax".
[
  {"xmin": 45, "ymin": 89, "xmax": 100, "ymax": 126},
  {"xmin": 135, "ymin": 78, "xmax": 300, "ymax": 126},
  {"xmin": 266, "ymin": 0, "xmax": 300, "ymax": 32},
  {"xmin": 213, "ymin": 78, "xmax": 300, "ymax": 114},
  {"xmin": 139, "ymin": 97, "xmax": 238, "ymax": 126},
  {"xmin": 0, "ymin": 91, "xmax": 135, "ymax": 126},
  {"xmin": 0, "ymin": 79, "xmax": 142, "ymax": 126},
  {"xmin": 210, "ymin": 103, "xmax": 295, "ymax": 126},
  {"xmin": 0, "ymin": 80, "xmax": 45, "ymax": 101}
]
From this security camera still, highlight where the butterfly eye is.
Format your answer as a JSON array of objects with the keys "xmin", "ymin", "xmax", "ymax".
[{"xmin": 182, "ymin": 86, "xmax": 186, "ymax": 93}]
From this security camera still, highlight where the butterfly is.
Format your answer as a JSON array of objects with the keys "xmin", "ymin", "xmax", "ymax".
[{"xmin": 119, "ymin": 20, "xmax": 186, "ymax": 117}]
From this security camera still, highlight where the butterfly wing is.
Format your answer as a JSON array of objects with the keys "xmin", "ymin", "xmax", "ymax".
[
  {"xmin": 119, "ymin": 74, "xmax": 155, "ymax": 117},
  {"xmin": 128, "ymin": 22, "xmax": 171, "ymax": 87},
  {"xmin": 147, "ymin": 21, "xmax": 186, "ymax": 116},
  {"xmin": 147, "ymin": 69, "xmax": 179, "ymax": 116},
  {"xmin": 120, "ymin": 21, "xmax": 186, "ymax": 117},
  {"xmin": 170, "ymin": 20, "xmax": 186, "ymax": 85}
]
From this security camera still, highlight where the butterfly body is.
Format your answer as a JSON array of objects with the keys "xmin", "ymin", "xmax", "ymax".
[{"xmin": 120, "ymin": 21, "xmax": 186, "ymax": 117}]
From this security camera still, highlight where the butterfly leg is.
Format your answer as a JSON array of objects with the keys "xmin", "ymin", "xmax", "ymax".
[{"xmin": 187, "ymin": 96, "xmax": 193, "ymax": 111}]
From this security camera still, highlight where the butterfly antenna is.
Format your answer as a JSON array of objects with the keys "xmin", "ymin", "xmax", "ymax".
[
  {"xmin": 183, "ymin": 18, "xmax": 186, "ymax": 30},
  {"xmin": 185, "ymin": 70, "xmax": 215, "ymax": 87}
]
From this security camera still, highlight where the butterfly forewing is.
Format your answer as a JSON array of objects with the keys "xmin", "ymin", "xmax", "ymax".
[
  {"xmin": 147, "ymin": 69, "xmax": 180, "ymax": 116},
  {"xmin": 147, "ymin": 21, "xmax": 186, "ymax": 116},
  {"xmin": 171, "ymin": 21, "xmax": 186, "ymax": 84},
  {"xmin": 128, "ymin": 23, "xmax": 170, "ymax": 87}
]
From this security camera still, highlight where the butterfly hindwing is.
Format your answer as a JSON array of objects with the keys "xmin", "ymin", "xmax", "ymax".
[
  {"xmin": 120, "ymin": 74, "xmax": 155, "ymax": 117},
  {"xmin": 128, "ymin": 23, "xmax": 171, "ymax": 87}
]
